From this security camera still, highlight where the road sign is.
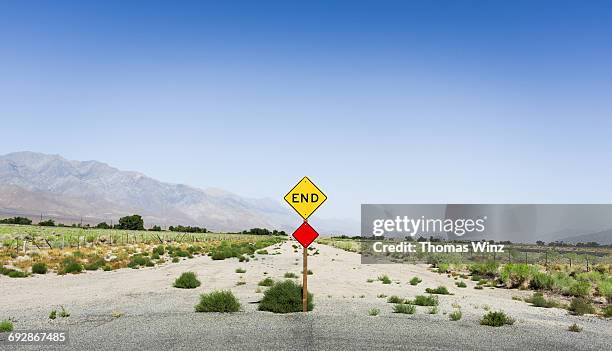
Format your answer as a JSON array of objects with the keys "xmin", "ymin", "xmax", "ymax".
[
  {"xmin": 284, "ymin": 176, "xmax": 327, "ymax": 220},
  {"xmin": 292, "ymin": 221, "xmax": 319, "ymax": 248}
]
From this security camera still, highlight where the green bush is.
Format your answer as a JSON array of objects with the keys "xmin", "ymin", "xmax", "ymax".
[
  {"xmin": 1, "ymin": 266, "xmax": 29, "ymax": 278},
  {"xmin": 530, "ymin": 272, "xmax": 554, "ymax": 290},
  {"xmin": 528, "ymin": 292, "xmax": 557, "ymax": 308},
  {"xmin": 32, "ymin": 262, "xmax": 48, "ymax": 274},
  {"xmin": 387, "ymin": 295, "xmax": 404, "ymax": 304},
  {"xmin": 258, "ymin": 280, "xmax": 313, "ymax": 313},
  {"xmin": 153, "ymin": 245, "xmax": 165, "ymax": 256},
  {"xmin": 500, "ymin": 264, "xmax": 538, "ymax": 289},
  {"xmin": 411, "ymin": 295, "xmax": 439, "ymax": 306},
  {"xmin": 256, "ymin": 249, "xmax": 268, "ymax": 255},
  {"xmin": 455, "ymin": 281, "xmax": 467, "ymax": 288},
  {"xmin": 49, "ymin": 310, "xmax": 57, "ymax": 320},
  {"xmin": 597, "ymin": 280, "xmax": 612, "ymax": 303},
  {"xmin": 409, "ymin": 277, "xmax": 422, "ymax": 286},
  {"xmin": 368, "ymin": 308, "xmax": 380, "ymax": 316},
  {"xmin": 569, "ymin": 297, "xmax": 595, "ymax": 315},
  {"xmin": 449, "ymin": 310, "xmax": 462, "ymax": 321},
  {"xmin": 569, "ymin": 281, "xmax": 591, "ymax": 297},
  {"xmin": 258, "ymin": 277, "xmax": 274, "ymax": 287},
  {"xmin": 469, "ymin": 262, "xmax": 499, "ymax": 277},
  {"xmin": 480, "ymin": 311, "xmax": 515, "ymax": 327},
  {"xmin": 602, "ymin": 305, "xmax": 612, "ymax": 317},
  {"xmin": 437, "ymin": 263, "xmax": 450, "ymax": 274},
  {"xmin": 0, "ymin": 320, "xmax": 13, "ymax": 332},
  {"xmin": 425, "ymin": 286, "xmax": 450, "ymax": 295},
  {"xmin": 172, "ymin": 257, "xmax": 180, "ymax": 263},
  {"xmin": 60, "ymin": 258, "xmax": 83, "ymax": 274},
  {"xmin": 284, "ymin": 272, "xmax": 298, "ymax": 278},
  {"xmin": 173, "ymin": 272, "xmax": 201, "ymax": 289},
  {"xmin": 378, "ymin": 275, "xmax": 391, "ymax": 284},
  {"xmin": 235, "ymin": 268, "xmax": 246, "ymax": 274},
  {"xmin": 568, "ymin": 323, "xmax": 582, "ymax": 332},
  {"xmin": 393, "ymin": 304, "xmax": 416, "ymax": 314},
  {"xmin": 195, "ymin": 290, "xmax": 241, "ymax": 312}
]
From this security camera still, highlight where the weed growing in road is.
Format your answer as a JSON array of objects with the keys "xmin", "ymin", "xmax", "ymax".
[
  {"xmin": 111, "ymin": 311, "xmax": 123, "ymax": 318},
  {"xmin": 59, "ymin": 306, "xmax": 70, "ymax": 318},
  {"xmin": 387, "ymin": 295, "xmax": 404, "ymax": 304},
  {"xmin": 568, "ymin": 323, "xmax": 582, "ymax": 332},
  {"xmin": 258, "ymin": 280, "xmax": 313, "ymax": 313},
  {"xmin": 49, "ymin": 310, "xmax": 57, "ymax": 320},
  {"xmin": 367, "ymin": 278, "xmax": 374, "ymax": 283},
  {"xmin": 569, "ymin": 297, "xmax": 595, "ymax": 315},
  {"xmin": 393, "ymin": 304, "xmax": 416, "ymax": 314},
  {"xmin": 258, "ymin": 277, "xmax": 274, "ymax": 287},
  {"xmin": 449, "ymin": 310, "xmax": 462, "ymax": 321},
  {"xmin": 0, "ymin": 320, "xmax": 13, "ymax": 332},
  {"xmin": 511, "ymin": 296, "xmax": 523, "ymax": 301},
  {"xmin": 284, "ymin": 272, "xmax": 298, "ymax": 278},
  {"xmin": 235, "ymin": 268, "xmax": 246, "ymax": 273},
  {"xmin": 480, "ymin": 311, "xmax": 515, "ymax": 327},
  {"xmin": 377, "ymin": 294, "xmax": 387, "ymax": 298},
  {"xmin": 409, "ymin": 277, "xmax": 422, "ymax": 286},
  {"xmin": 173, "ymin": 272, "xmax": 201, "ymax": 289},
  {"xmin": 195, "ymin": 290, "xmax": 241, "ymax": 313},
  {"xmin": 526, "ymin": 292, "xmax": 558, "ymax": 308},
  {"xmin": 425, "ymin": 286, "xmax": 450, "ymax": 295},
  {"xmin": 302, "ymin": 270, "xmax": 313, "ymax": 275},
  {"xmin": 172, "ymin": 257, "xmax": 180, "ymax": 263},
  {"xmin": 455, "ymin": 281, "xmax": 467, "ymax": 288},
  {"xmin": 368, "ymin": 308, "xmax": 380, "ymax": 316},
  {"xmin": 474, "ymin": 286, "xmax": 483, "ymax": 290},
  {"xmin": 236, "ymin": 281, "xmax": 246, "ymax": 286},
  {"xmin": 378, "ymin": 275, "xmax": 392, "ymax": 284},
  {"xmin": 411, "ymin": 295, "xmax": 439, "ymax": 306},
  {"xmin": 32, "ymin": 262, "xmax": 48, "ymax": 274},
  {"xmin": 256, "ymin": 250, "xmax": 268, "ymax": 255},
  {"xmin": 428, "ymin": 306, "xmax": 438, "ymax": 314}
]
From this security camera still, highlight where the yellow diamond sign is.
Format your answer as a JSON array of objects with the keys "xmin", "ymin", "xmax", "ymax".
[{"xmin": 284, "ymin": 176, "xmax": 327, "ymax": 220}]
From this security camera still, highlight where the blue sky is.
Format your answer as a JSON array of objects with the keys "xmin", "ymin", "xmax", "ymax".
[{"xmin": 1, "ymin": 1, "xmax": 611, "ymax": 220}]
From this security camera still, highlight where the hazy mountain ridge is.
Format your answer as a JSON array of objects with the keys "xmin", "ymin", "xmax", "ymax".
[{"xmin": 0, "ymin": 152, "xmax": 358, "ymax": 233}]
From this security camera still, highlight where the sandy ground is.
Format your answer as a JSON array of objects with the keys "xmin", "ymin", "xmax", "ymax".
[{"xmin": 0, "ymin": 240, "xmax": 610, "ymax": 350}]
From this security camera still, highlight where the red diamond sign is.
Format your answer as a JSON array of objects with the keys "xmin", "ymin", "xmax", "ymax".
[{"xmin": 292, "ymin": 221, "xmax": 319, "ymax": 248}]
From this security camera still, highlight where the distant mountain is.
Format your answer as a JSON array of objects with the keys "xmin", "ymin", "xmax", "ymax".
[
  {"xmin": 0, "ymin": 151, "xmax": 358, "ymax": 234},
  {"xmin": 558, "ymin": 229, "xmax": 612, "ymax": 245}
]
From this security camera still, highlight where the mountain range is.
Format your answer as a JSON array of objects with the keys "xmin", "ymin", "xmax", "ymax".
[{"xmin": 0, "ymin": 152, "xmax": 358, "ymax": 234}]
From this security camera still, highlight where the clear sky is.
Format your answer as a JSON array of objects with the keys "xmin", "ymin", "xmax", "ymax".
[{"xmin": 1, "ymin": 1, "xmax": 611, "ymax": 221}]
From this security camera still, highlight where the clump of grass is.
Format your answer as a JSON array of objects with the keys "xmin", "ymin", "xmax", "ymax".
[
  {"xmin": 474, "ymin": 285, "xmax": 483, "ymax": 290},
  {"xmin": 377, "ymin": 293, "xmax": 387, "ymax": 298},
  {"xmin": 428, "ymin": 306, "xmax": 438, "ymax": 314},
  {"xmin": 378, "ymin": 275, "xmax": 392, "ymax": 284},
  {"xmin": 455, "ymin": 281, "xmax": 467, "ymax": 288},
  {"xmin": 49, "ymin": 310, "xmax": 57, "ymax": 320},
  {"xmin": 409, "ymin": 277, "xmax": 422, "ymax": 286},
  {"xmin": 59, "ymin": 258, "xmax": 83, "ymax": 275},
  {"xmin": 511, "ymin": 296, "xmax": 523, "ymax": 301},
  {"xmin": 172, "ymin": 257, "xmax": 180, "ymax": 263},
  {"xmin": 235, "ymin": 268, "xmax": 246, "ymax": 273},
  {"xmin": 387, "ymin": 295, "xmax": 404, "ymax": 304},
  {"xmin": 173, "ymin": 272, "xmax": 201, "ymax": 289},
  {"xmin": 32, "ymin": 262, "xmax": 48, "ymax": 274},
  {"xmin": 0, "ymin": 267, "xmax": 28, "ymax": 278},
  {"xmin": 393, "ymin": 304, "xmax": 416, "ymax": 314},
  {"xmin": 366, "ymin": 278, "xmax": 374, "ymax": 283},
  {"xmin": 425, "ymin": 286, "xmax": 451, "ymax": 295},
  {"xmin": 256, "ymin": 249, "xmax": 268, "ymax": 255},
  {"xmin": 236, "ymin": 281, "xmax": 246, "ymax": 286},
  {"xmin": 569, "ymin": 297, "xmax": 595, "ymax": 315},
  {"xmin": 195, "ymin": 290, "xmax": 241, "ymax": 312},
  {"xmin": 411, "ymin": 295, "xmax": 439, "ymax": 306},
  {"xmin": 368, "ymin": 308, "xmax": 380, "ymax": 316},
  {"xmin": 284, "ymin": 272, "xmax": 298, "ymax": 278},
  {"xmin": 302, "ymin": 269, "xmax": 313, "ymax": 275},
  {"xmin": 258, "ymin": 277, "xmax": 274, "ymax": 287},
  {"xmin": 449, "ymin": 309, "xmax": 462, "ymax": 321},
  {"xmin": 568, "ymin": 280, "xmax": 591, "ymax": 298},
  {"xmin": 568, "ymin": 323, "xmax": 582, "ymax": 332},
  {"xmin": 480, "ymin": 311, "xmax": 515, "ymax": 327},
  {"xmin": 602, "ymin": 305, "xmax": 612, "ymax": 317},
  {"xmin": 526, "ymin": 292, "xmax": 558, "ymax": 308},
  {"xmin": 0, "ymin": 319, "xmax": 13, "ymax": 332},
  {"xmin": 258, "ymin": 280, "xmax": 313, "ymax": 313},
  {"xmin": 59, "ymin": 306, "xmax": 70, "ymax": 318}
]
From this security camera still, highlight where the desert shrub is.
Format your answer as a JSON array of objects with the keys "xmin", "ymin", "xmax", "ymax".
[
  {"xmin": 172, "ymin": 257, "xmax": 180, "ymax": 263},
  {"xmin": 85, "ymin": 257, "xmax": 106, "ymax": 271},
  {"xmin": 60, "ymin": 258, "xmax": 83, "ymax": 274},
  {"xmin": 152, "ymin": 245, "xmax": 165, "ymax": 256},
  {"xmin": 527, "ymin": 292, "xmax": 557, "ymax": 308},
  {"xmin": 409, "ymin": 277, "xmax": 422, "ymax": 286},
  {"xmin": 428, "ymin": 306, "xmax": 438, "ymax": 314},
  {"xmin": 368, "ymin": 308, "xmax": 380, "ymax": 316},
  {"xmin": 258, "ymin": 277, "xmax": 274, "ymax": 287},
  {"xmin": 568, "ymin": 323, "xmax": 582, "ymax": 332},
  {"xmin": 173, "ymin": 272, "xmax": 201, "ymax": 289},
  {"xmin": 49, "ymin": 310, "xmax": 57, "ymax": 320},
  {"xmin": 59, "ymin": 306, "xmax": 70, "ymax": 318},
  {"xmin": 236, "ymin": 268, "xmax": 246, "ymax": 274},
  {"xmin": 550, "ymin": 272, "xmax": 574, "ymax": 295},
  {"xmin": 258, "ymin": 280, "xmax": 313, "ymax": 313},
  {"xmin": 387, "ymin": 295, "xmax": 404, "ymax": 304},
  {"xmin": 425, "ymin": 286, "xmax": 450, "ymax": 295},
  {"xmin": 569, "ymin": 297, "xmax": 595, "ymax": 315},
  {"xmin": 469, "ymin": 262, "xmax": 499, "ymax": 277},
  {"xmin": 411, "ymin": 295, "xmax": 438, "ymax": 306},
  {"xmin": 568, "ymin": 281, "xmax": 591, "ymax": 297},
  {"xmin": 284, "ymin": 272, "xmax": 298, "ymax": 278},
  {"xmin": 500, "ymin": 264, "xmax": 538, "ymax": 289},
  {"xmin": 256, "ymin": 249, "xmax": 268, "ymax": 255},
  {"xmin": 32, "ymin": 262, "xmax": 48, "ymax": 274},
  {"xmin": 437, "ymin": 263, "xmax": 450, "ymax": 274},
  {"xmin": 393, "ymin": 304, "xmax": 416, "ymax": 314},
  {"xmin": 378, "ymin": 275, "xmax": 391, "ymax": 284},
  {"xmin": 0, "ymin": 320, "xmax": 13, "ymax": 332},
  {"xmin": 449, "ymin": 310, "xmax": 462, "ymax": 321},
  {"xmin": 530, "ymin": 272, "xmax": 554, "ymax": 290},
  {"xmin": 474, "ymin": 285, "xmax": 484, "ymax": 290},
  {"xmin": 602, "ymin": 305, "xmax": 612, "ymax": 317},
  {"xmin": 151, "ymin": 252, "xmax": 160, "ymax": 260},
  {"xmin": 127, "ymin": 255, "xmax": 151, "ymax": 269},
  {"xmin": 480, "ymin": 311, "xmax": 515, "ymax": 327},
  {"xmin": 597, "ymin": 280, "xmax": 612, "ymax": 303},
  {"xmin": 195, "ymin": 290, "xmax": 240, "ymax": 312},
  {"xmin": 455, "ymin": 281, "xmax": 467, "ymax": 288}
]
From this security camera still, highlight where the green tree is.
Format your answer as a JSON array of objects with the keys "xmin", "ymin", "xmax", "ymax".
[{"xmin": 117, "ymin": 215, "xmax": 144, "ymax": 230}]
